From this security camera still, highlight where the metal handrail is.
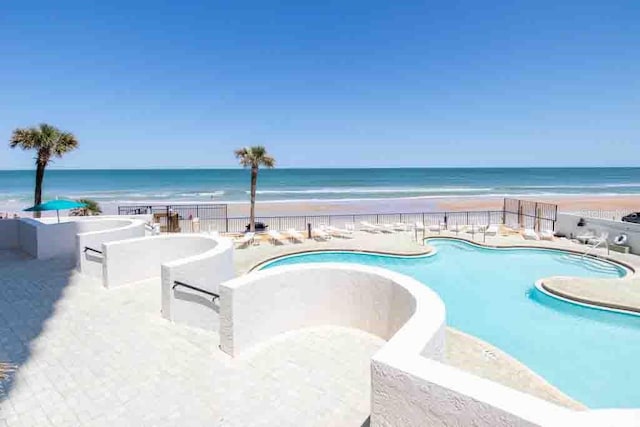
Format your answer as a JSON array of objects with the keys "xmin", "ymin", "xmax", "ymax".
[
  {"xmin": 172, "ymin": 281, "xmax": 220, "ymax": 302},
  {"xmin": 84, "ymin": 247, "xmax": 103, "ymax": 255},
  {"xmin": 581, "ymin": 238, "xmax": 610, "ymax": 259}
]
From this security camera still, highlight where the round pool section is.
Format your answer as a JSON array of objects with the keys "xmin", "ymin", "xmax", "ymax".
[{"xmin": 259, "ymin": 238, "xmax": 636, "ymax": 409}]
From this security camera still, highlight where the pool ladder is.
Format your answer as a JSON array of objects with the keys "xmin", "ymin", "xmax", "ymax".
[{"xmin": 581, "ymin": 237, "xmax": 609, "ymax": 260}]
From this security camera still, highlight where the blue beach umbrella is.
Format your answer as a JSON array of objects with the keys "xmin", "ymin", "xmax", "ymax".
[{"xmin": 24, "ymin": 199, "xmax": 87, "ymax": 223}]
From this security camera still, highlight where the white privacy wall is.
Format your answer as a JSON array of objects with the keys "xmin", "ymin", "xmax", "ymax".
[
  {"xmin": 162, "ymin": 237, "xmax": 234, "ymax": 331},
  {"xmin": 219, "ymin": 263, "xmax": 640, "ymax": 427},
  {"xmin": 76, "ymin": 218, "xmax": 146, "ymax": 278},
  {"xmin": 0, "ymin": 216, "xmax": 149, "ymax": 260},
  {"xmin": 556, "ymin": 213, "xmax": 640, "ymax": 254},
  {"xmin": 0, "ymin": 220, "xmax": 19, "ymax": 249},
  {"xmin": 102, "ymin": 234, "xmax": 220, "ymax": 288},
  {"xmin": 103, "ymin": 234, "xmax": 234, "ymax": 330}
]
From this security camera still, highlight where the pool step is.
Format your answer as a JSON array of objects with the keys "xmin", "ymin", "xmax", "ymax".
[{"xmin": 558, "ymin": 254, "xmax": 621, "ymax": 275}]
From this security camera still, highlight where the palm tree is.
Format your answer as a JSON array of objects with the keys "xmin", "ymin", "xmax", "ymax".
[
  {"xmin": 234, "ymin": 146, "xmax": 275, "ymax": 232},
  {"xmin": 70, "ymin": 199, "xmax": 102, "ymax": 216},
  {"xmin": 9, "ymin": 124, "xmax": 79, "ymax": 218}
]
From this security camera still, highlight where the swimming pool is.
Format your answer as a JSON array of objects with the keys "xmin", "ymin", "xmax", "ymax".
[{"xmin": 259, "ymin": 238, "xmax": 639, "ymax": 409}]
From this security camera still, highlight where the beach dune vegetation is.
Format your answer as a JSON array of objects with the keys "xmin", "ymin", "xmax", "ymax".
[{"xmin": 70, "ymin": 198, "xmax": 102, "ymax": 216}]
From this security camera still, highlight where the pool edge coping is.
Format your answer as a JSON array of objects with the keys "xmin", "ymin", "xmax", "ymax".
[{"xmin": 250, "ymin": 236, "xmax": 639, "ymax": 318}]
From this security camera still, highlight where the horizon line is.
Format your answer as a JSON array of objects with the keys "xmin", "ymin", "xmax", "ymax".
[{"xmin": 1, "ymin": 165, "xmax": 640, "ymax": 172}]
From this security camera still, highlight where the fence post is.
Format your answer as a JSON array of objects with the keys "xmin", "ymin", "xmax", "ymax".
[{"xmin": 307, "ymin": 223, "xmax": 312, "ymax": 239}]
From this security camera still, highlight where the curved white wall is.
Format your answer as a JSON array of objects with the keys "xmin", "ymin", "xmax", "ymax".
[
  {"xmin": 218, "ymin": 263, "xmax": 443, "ymax": 358},
  {"xmin": 162, "ymin": 236, "xmax": 234, "ymax": 330},
  {"xmin": 76, "ymin": 218, "xmax": 146, "ymax": 278},
  {"xmin": 0, "ymin": 219, "xmax": 20, "ymax": 249},
  {"xmin": 219, "ymin": 263, "xmax": 640, "ymax": 426},
  {"xmin": 103, "ymin": 234, "xmax": 235, "ymax": 330}
]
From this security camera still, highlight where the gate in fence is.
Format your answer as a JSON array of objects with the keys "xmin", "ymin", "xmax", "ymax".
[
  {"xmin": 118, "ymin": 204, "xmax": 228, "ymax": 233},
  {"xmin": 503, "ymin": 198, "xmax": 558, "ymax": 231}
]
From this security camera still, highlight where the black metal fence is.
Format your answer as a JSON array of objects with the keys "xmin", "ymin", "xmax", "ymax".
[
  {"xmin": 118, "ymin": 204, "xmax": 228, "ymax": 233},
  {"xmin": 503, "ymin": 198, "xmax": 558, "ymax": 231},
  {"xmin": 118, "ymin": 198, "xmax": 558, "ymax": 233},
  {"xmin": 225, "ymin": 210, "xmax": 505, "ymax": 233}
]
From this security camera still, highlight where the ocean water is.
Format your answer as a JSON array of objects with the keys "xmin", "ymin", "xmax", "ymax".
[
  {"xmin": 261, "ymin": 239, "xmax": 635, "ymax": 408},
  {"xmin": 0, "ymin": 167, "xmax": 639, "ymax": 206}
]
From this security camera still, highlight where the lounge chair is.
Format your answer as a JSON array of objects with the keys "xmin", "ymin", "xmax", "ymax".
[
  {"xmin": 485, "ymin": 224, "xmax": 499, "ymax": 236},
  {"xmin": 540, "ymin": 230, "xmax": 555, "ymax": 241},
  {"xmin": 428, "ymin": 224, "xmax": 442, "ymax": 234},
  {"xmin": 360, "ymin": 221, "xmax": 382, "ymax": 233},
  {"xmin": 286, "ymin": 229, "xmax": 305, "ymax": 243},
  {"xmin": 523, "ymin": 229, "xmax": 539, "ymax": 240},
  {"xmin": 313, "ymin": 228, "xmax": 332, "ymax": 240},
  {"xmin": 324, "ymin": 225, "xmax": 353, "ymax": 238},
  {"xmin": 473, "ymin": 224, "xmax": 488, "ymax": 233},
  {"xmin": 268, "ymin": 230, "xmax": 287, "ymax": 245},
  {"xmin": 379, "ymin": 223, "xmax": 396, "ymax": 233},
  {"xmin": 576, "ymin": 229, "xmax": 597, "ymax": 244},
  {"xmin": 414, "ymin": 222, "xmax": 425, "ymax": 231},
  {"xmin": 393, "ymin": 222, "xmax": 409, "ymax": 231},
  {"xmin": 587, "ymin": 232, "xmax": 609, "ymax": 246},
  {"xmin": 449, "ymin": 224, "xmax": 466, "ymax": 233},
  {"xmin": 235, "ymin": 232, "xmax": 255, "ymax": 248},
  {"xmin": 345, "ymin": 223, "xmax": 356, "ymax": 233}
]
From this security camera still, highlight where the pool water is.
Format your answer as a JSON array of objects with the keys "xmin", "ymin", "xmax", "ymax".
[{"xmin": 260, "ymin": 238, "xmax": 640, "ymax": 408}]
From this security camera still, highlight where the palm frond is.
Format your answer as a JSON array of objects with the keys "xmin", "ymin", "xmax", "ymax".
[
  {"xmin": 8, "ymin": 124, "xmax": 78, "ymax": 162},
  {"xmin": 234, "ymin": 145, "xmax": 275, "ymax": 168}
]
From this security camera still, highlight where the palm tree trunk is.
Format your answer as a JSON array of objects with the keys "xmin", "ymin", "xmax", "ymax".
[
  {"xmin": 249, "ymin": 166, "xmax": 258, "ymax": 232},
  {"xmin": 33, "ymin": 161, "xmax": 46, "ymax": 218}
]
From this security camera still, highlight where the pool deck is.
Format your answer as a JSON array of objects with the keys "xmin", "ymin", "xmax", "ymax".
[
  {"xmin": 2, "ymin": 227, "xmax": 638, "ymax": 425},
  {"xmin": 234, "ymin": 228, "xmax": 606, "ymax": 409}
]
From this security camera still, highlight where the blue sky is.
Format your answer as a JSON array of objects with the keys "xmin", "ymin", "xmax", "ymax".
[{"xmin": 1, "ymin": 0, "xmax": 638, "ymax": 169}]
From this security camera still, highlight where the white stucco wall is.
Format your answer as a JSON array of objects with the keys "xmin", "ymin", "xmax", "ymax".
[
  {"xmin": 102, "ymin": 234, "xmax": 220, "ymax": 288},
  {"xmin": 17, "ymin": 220, "xmax": 38, "ymax": 257},
  {"xmin": 102, "ymin": 234, "xmax": 234, "ymax": 330},
  {"xmin": 219, "ymin": 263, "xmax": 640, "ymax": 426},
  {"xmin": 3, "ymin": 215, "xmax": 150, "ymax": 261},
  {"xmin": 0, "ymin": 220, "xmax": 19, "ymax": 249},
  {"xmin": 76, "ymin": 218, "xmax": 146, "ymax": 278},
  {"xmin": 161, "ymin": 237, "xmax": 234, "ymax": 330},
  {"xmin": 556, "ymin": 213, "xmax": 640, "ymax": 254},
  {"xmin": 218, "ymin": 263, "xmax": 439, "ymax": 358}
]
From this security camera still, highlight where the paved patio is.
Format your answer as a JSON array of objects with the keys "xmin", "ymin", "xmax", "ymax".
[
  {"xmin": 3, "ymin": 227, "xmax": 636, "ymax": 425},
  {"xmin": 0, "ymin": 253, "xmax": 378, "ymax": 426}
]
